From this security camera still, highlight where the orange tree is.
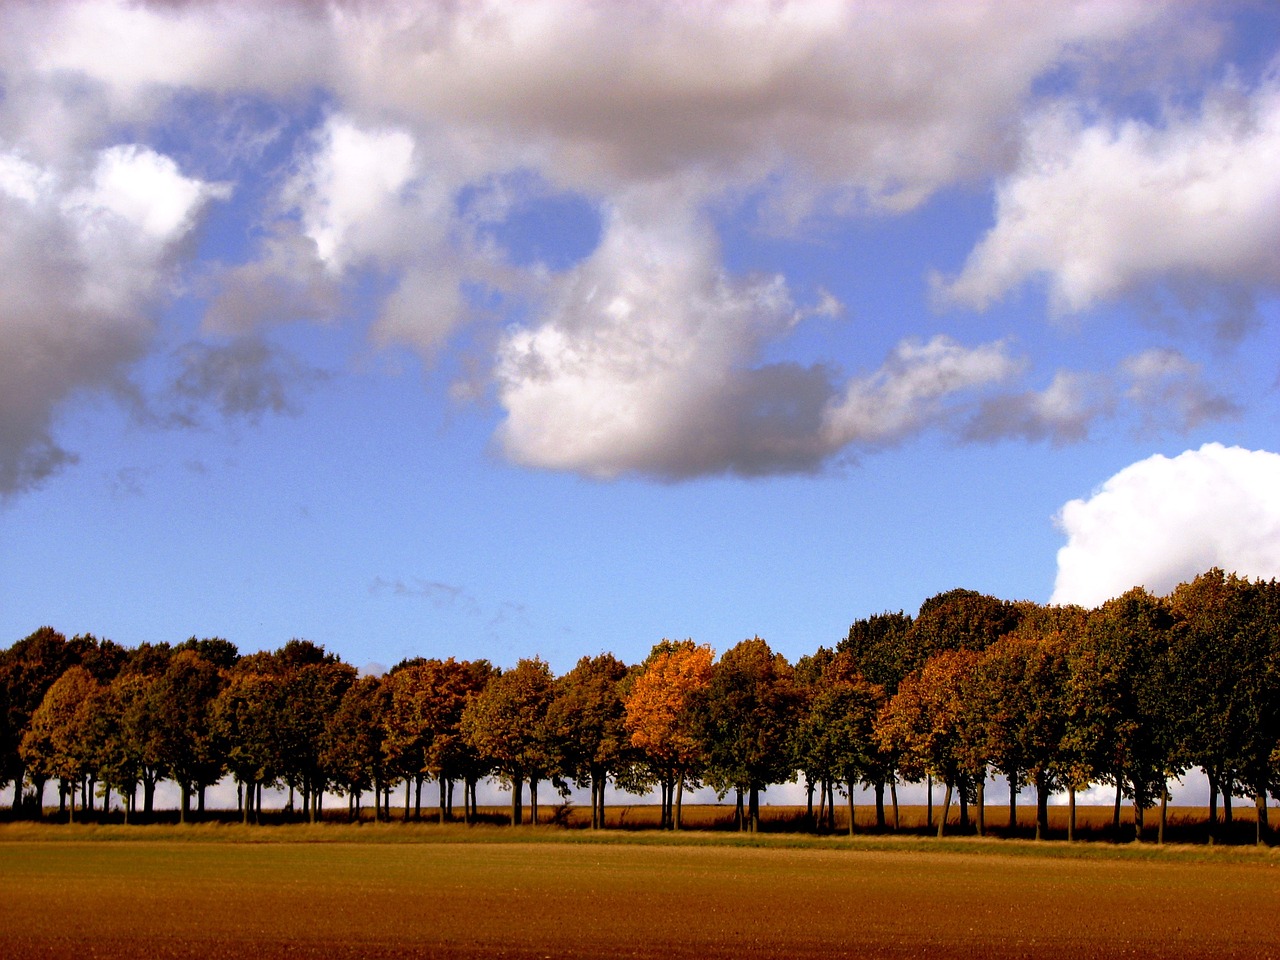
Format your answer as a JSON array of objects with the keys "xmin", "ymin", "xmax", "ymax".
[
  {"xmin": 18, "ymin": 665, "xmax": 104, "ymax": 821},
  {"xmin": 624, "ymin": 639, "xmax": 713, "ymax": 830},
  {"xmin": 321, "ymin": 674, "xmax": 391, "ymax": 821},
  {"xmin": 877, "ymin": 648, "xmax": 987, "ymax": 838}
]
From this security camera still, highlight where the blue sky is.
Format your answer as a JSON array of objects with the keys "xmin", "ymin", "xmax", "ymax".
[{"xmin": 3, "ymin": 1, "xmax": 1280, "ymax": 678}]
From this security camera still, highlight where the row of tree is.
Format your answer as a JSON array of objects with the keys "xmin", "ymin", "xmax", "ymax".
[{"xmin": 3, "ymin": 568, "xmax": 1279, "ymax": 843}]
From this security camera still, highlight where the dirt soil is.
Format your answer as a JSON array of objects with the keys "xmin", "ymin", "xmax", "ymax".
[{"xmin": 1, "ymin": 838, "xmax": 1277, "ymax": 958}]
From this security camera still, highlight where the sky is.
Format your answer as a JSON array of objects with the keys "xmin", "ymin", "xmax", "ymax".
[{"xmin": 3, "ymin": 0, "xmax": 1280, "ymax": 691}]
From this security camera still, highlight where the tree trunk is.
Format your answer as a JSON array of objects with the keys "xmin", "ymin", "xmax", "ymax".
[
  {"xmin": 198, "ymin": 784, "xmax": 206, "ymax": 816},
  {"xmin": 1223, "ymin": 789, "xmax": 1233, "ymax": 831},
  {"xmin": 806, "ymin": 776, "xmax": 815, "ymax": 827},
  {"xmin": 748, "ymin": 784, "xmax": 760, "ymax": 833},
  {"xmin": 511, "ymin": 775, "xmax": 523, "ymax": 827},
  {"xmin": 180, "ymin": 784, "xmax": 189, "ymax": 824},
  {"xmin": 926, "ymin": 775, "xmax": 933, "ymax": 831},
  {"xmin": 1159, "ymin": 784, "xmax": 1168, "ymax": 845},
  {"xmin": 959, "ymin": 784, "xmax": 969, "ymax": 830},
  {"xmin": 1134, "ymin": 801, "xmax": 1145, "ymax": 843},
  {"xmin": 1035, "ymin": 776, "xmax": 1048, "ymax": 841},
  {"xmin": 530, "ymin": 777, "xmax": 540, "ymax": 826},
  {"xmin": 875, "ymin": 780, "xmax": 886, "ymax": 829},
  {"xmin": 1257, "ymin": 791, "xmax": 1269, "ymax": 847},
  {"xmin": 447, "ymin": 779, "xmax": 454, "ymax": 818},
  {"xmin": 976, "ymin": 775, "xmax": 985, "ymax": 838},
  {"xmin": 847, "ymin": 778, "xmax": 856, "ymax": 836},
  {"xmin": 817, "ymin": 780, "xmax": 827, "ymax": 832},
  {"xmin": 1068, "ymin": 784, "xmax": 1076, "ymax": 842},
  {"xmin": 1207, "ymin": 769, "xmax": 1219, "ymax": 844},
  {"xmin": 675, "ymin": 776, "xmax": 684, "ymax": 831},
  {"xmin": 439, "ymin": 778, "xmax": 447, "ymax": 825},
  {"xmin": 1010, "ymin": 772, "xmax": 1019, "ymax": 835},
  {"xmin": 416, "ymin": 776, "xmax": 423, "ymax": 821},
  {"xmin": 1113, "ymin": 777, "xmax": 1123, "ymax": 838},
  {"xmin": 735, "ymin": 787, "xmax": 744, "ymax": 832},
  {"xmin": 403, "ymin": 780, "xmax": 411, "ymax": 823},
  {"xmin": 242, "ymin": 779, "xmax": 252, "ymax": 825},
  {"xmin": 937, "ymin": 780, "xmax": 952, "ymax": 839},
  {"xmin": 58, "ymin": 780, "xmax": 67, "ymax": 816},
  {"xmin": 890, "ymin": 779, "xmax": 899, "ymax": 831}
]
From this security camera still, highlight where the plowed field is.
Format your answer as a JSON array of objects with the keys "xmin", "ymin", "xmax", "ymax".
[{"xmin": 2, "ymin": 830, "xmax": 1277, "ymax": 958}]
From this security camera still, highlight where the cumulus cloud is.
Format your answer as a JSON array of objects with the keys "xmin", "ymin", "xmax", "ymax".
[
  {"xmin": 495, "ymin": 192, "xmax": 1024, "ymax": 479},
  {"xmin": 1051, "ymin": 444, "xmax": 1280, "ymax": 606},
  {"xmin": 823, "ymin": 336, "xmax": 1021, "ymax": 449},
  {"xmin": 941, "ymin": 71, "xmax": 1280, "ymax": 315},
  {"xmin": 0, "ymin": 0, "xmax": 1250, "ymax": 489},
  {"xmin": 964, "ymin": 370, "xmax": 1114, "ymax": 445},
  {"xmin": 0, "ymin": 142, "xmax": 222, "ymax": 495}
]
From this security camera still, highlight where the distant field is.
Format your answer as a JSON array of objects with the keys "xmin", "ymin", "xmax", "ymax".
[
  {"xmin": 10, "ymin": 801, "xmax": 1267, "ymax": 842},
  {"xmin": 2, "ymin": 823, "xmax": 1278, "ymax": 958}
]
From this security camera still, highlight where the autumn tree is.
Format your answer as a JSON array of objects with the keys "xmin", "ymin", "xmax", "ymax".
[
  {"xmin": 322, "ymin": 674, "xmax": 391, "ymax": 821},
  {"xmin": 19, "ymin": 666, "xmax": 104, "ymax": 821},
  {"xmin": 1, "ymin": 627, "xmax": 88, "ymax": 813},
  {"xmin": 624, "ymin": 640, "xmax": 714, "ymax": 830},
  {"xmin": 460, "ymin": 658, "xmax": 556, "ymax": 826},
  {"xmin": 547, "ymin": 653, "xmax": 632, "ymax": 829},
  {"xmin": 212, "ymin": 669, "xmax": 280, "ymax": 824},
  {"xmin": 880, "ymin": 649, "xmax": 989, "ymax": 838}
]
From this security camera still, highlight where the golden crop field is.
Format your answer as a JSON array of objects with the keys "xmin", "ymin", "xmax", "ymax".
[{"xmin": 2, "ymin": 819, "xmax": 1278, "ymax": 959}]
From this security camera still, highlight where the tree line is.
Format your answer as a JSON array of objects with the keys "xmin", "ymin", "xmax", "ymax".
[{"xmin": 3, "ymin": 567, "xmax": 1279, "ymax": 844}]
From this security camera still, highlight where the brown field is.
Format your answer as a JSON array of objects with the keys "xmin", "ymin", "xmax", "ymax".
[{"xmin": 2, "ymin": 817, "xmax": 1278, "ymax": 959}]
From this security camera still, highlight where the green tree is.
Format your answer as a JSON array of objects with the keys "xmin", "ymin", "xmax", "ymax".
[
  {"xmin": 692, "ymin": 637, "xmax": 800, "ymax": 833},
  {"xmin": 460, "ymin": 658, "xmax": 556, "ymax": 826},
  {"xmin": 152, "ymin": 650, "xmax": 226, "ymax": 822},
  {"xmin": 547, "ymin": 653, "xmax": 632, "ymax": 829},
  {"xmin": 792, "ymin": 651, "xmax": 883, "ymax": 835},
  {"xmin": 211, "ymin": 669, "xmax": 280, "ymax": 825}
]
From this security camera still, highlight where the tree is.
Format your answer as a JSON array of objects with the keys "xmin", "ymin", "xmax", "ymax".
[
  {"xmin": 1170, "ymin": 570, "xmax": 1280, "ymax": 845},
  {"xmin": 547, "ymin": 653, "xmax": 632, "ymax": 829},
  {"xmin": 322, "ymin": 675, "xmax": 391, "ymax": 821},
  {"xmin": 460, "ymin": 658, "xmax": 555, "ymax": 826},
  {"xmin": 19, "ymin": 666, "xmax": 103, "ymax": 822},
  {"xmin": 878, "ymin": 649, "xmax": 987, "ymax": 838},
  {"xmin": 692, "ymin": 637, "xmax": 800, "ymax": 833},
  {"xmin": 1076, "ymin": 589, "xmax": 1179, "ymax": 842},
  {"xmin": 624, "ymin": 640, "xmax": 713, "ymax": 830},
  {"xmin": 275, "ymin": 656, "xmax": 356, "ymax": 822},
  {"xmin": 152, "ymin": 650, "xmax": 226, "ymax": 822},
  {"xmin": 1, "ymin": 627, "xmax": 85, "ymax": 813},
  {"xmin": 976, "ymin": 629, "xmax": 1068, "ymax": 840},
  {"xmin": 211, "ymin": 669, "xmax": 280, "ymax": 825},
  {"xmin": 792, "ymin": 651, "xmax": 883, "ymax": 835}
]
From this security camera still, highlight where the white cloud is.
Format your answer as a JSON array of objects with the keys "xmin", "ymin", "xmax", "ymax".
[
  {"xmin": 823, "ymin": 336, "xmax": 1020, "ymax": 448},
  {"xmin": 0, "ymin": 0, "xmax": 1246, "ymax": 487},
  {"xmin": 942, "ymin": 72, "xmax": 1280, "ymax": 314},
  {"xmin": 1052, "ymin": 444, "xmax": 1280, "ymax": 606},
  {"xmin": 0, "ymin": 143, "xmax": 220, "ymax": 494}
]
